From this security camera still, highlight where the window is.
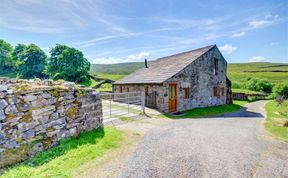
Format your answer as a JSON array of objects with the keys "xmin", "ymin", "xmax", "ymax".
[
  {"xmin": 214, "ymin": 58, "xmax": 219, "ymax": 75},
  {"xmin": 213, "ymin": 87, "xmax": 218, "ymax": 97},
  {"xmin": 183, "ymin": 87, "xmax": 190, "ymax": 99},
  {"xmin": 221, "ymin": 87, "xmax": 225, "ymax": 96},
  {"xmin": 119, "ymin": 86, "xmax": 122, "ymax": 93},
  {"xmin": 127, "ymin": 87, "xmax": 129, "ymax": 92}
]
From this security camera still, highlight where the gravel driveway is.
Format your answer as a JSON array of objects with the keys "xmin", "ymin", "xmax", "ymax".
[{"xmin": 119, "ymin": 101, "xmax": 288, "ymax": 178}]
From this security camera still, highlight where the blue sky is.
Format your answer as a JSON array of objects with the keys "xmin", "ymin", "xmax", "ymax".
[{"xmin": 0, "ymin": 0, "xmax": 287, "ymax": 64}]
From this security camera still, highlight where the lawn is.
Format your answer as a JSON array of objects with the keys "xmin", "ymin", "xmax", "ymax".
[
  {"xmin": 158, "ymin": 100, "xmax": 248, "ymax": 119},
  {"xmin": 0, "ymin": 127, "xmax": 124, "ymax": 178},
  {"xmin": 264, "ymin": 100, "xmax": 288, "ymax": 141}
]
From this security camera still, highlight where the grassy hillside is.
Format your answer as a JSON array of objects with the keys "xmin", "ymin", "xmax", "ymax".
[
  {"xmin": 91, "ymin": 62, "xmax": 288, "ymax": 83},
  {"xmin": 90, "ymin": 62, "xmax": 143, "ymax": 75},
  {"xmin": 228, "ymin": 62, "xmax": 288, "ymax": 84}
]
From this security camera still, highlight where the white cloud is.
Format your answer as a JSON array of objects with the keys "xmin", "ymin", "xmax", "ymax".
[
  {"xmin": 219, "ymin": 44, "xmax": 237, "ymax": 54},
  {"xmin": 249, "ymin": 20, "xmax": 271, "ymax": 28},
  {"xmin": 231, "ymin": 31, "xmax": 246, "ymax": 38},
  {"xmin": 92, "ymin": 51, "xmax": 150, "ymax": 64},
  {"xmin": 248, "ymin": 56, "xmax": 266, "ymax": 62},
  {"xmin": 127, "ymin": 51, "xmax": 150, "ymax": 60},
  {"xmin": 249, "ymin": 14, "xmax": 279, "ymax": 29}
]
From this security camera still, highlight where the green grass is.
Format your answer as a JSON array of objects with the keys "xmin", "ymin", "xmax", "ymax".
[
  {"xmin": 228, "ymin": 62, "xmax": 288, "ymax": 84},
  {"xmin": 157, "ymin": 100, "xmax": 248, "ymax": 119},
  {"xmin": 95, "ymin": 73, "xmax": 126, "ymax": 81},
  {"xmin": 1, "ymin": 127, "xmax": 124, "ymax": 178},
  {"xmin": 264, "ymin": 100, "xmax": 288, "ymax": 141},
  {"xmin": 232, "ymin": 88, "xmax": 263, "ymax": 94}
]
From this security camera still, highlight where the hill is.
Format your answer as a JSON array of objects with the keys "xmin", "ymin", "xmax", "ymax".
[
  {"xmin": 91, "ymin": 62, "xmax": 288, "ymax": 84},
  {"xmin": 90, "ymin": 62, "xmax": 143, "ymax": 75}
]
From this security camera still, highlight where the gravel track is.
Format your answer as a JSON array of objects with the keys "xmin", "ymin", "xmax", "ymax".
[{"xmin": 119, "ymin": 101, "xmax": 288, "ymax": 178}]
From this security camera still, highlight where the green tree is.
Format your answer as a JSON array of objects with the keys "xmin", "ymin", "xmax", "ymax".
[
  {"xmin": 0, "ymin": 39, "xmax": 14, "ymax": 73},
  {"xmin": 245, "ymin": 78, "xmax": 273, "ymax": 93},
  {"xmin": 272, "ymin": 83, "xmax": 288, "ymax": 99},
  {"xmin": 48, "ymin": 44, "xmax": 90, "ymax": 82},
  {"xmin": 47, "ymin": 44, "xmax": 68, "ymax": 76},
  {"xmin": 18, "ymin": 44, "xmax": 47, "ymax": 79}
]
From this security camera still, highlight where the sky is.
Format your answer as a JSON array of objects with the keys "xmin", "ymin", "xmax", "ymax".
[{"xmin": 0, "ymin": 0, "xmax": 287, "ymax": 64}]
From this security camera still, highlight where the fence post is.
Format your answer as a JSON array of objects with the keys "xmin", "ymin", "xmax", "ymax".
[
  {"xmin": 110, "ymin": 94, "xmax": 112, "ymax": 118},
  {"xmin": 142, "ymin": 91, "xmax": 146, "ymax": 114},
  {"xmin": 127, "ymin": 92, "xmax": 129, "ymax": 113}
]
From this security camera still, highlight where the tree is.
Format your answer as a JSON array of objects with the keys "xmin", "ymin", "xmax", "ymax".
[
  {"xmin": 18, "ymin": 44, "xmax": 47, "ymax": 79},
  {"xmin": 0, "ymin": 39, "xmax": 14, "ymax": 73},
  {"xmin": 47, "ymin": 44, "xmax": 90, "ymax": 82},
  {"xmin": 47, "ymin": 44, "xmax": 68, "ymax": 76},
  {"xmin": 272, "ymin": 83, "xmax": 288, "ymax": 99},
  {"xmin": 245, "ymin": 78, "xmax": 273, "ymax": 93}
]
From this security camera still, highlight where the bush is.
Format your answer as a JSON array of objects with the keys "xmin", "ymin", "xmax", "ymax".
[
  {"xmin": 232, "ymin": 81, "xmax": 241, "ymax": 89},
  {"xmin": 245, "ymin": 78, "xmax": 273, "ymax": 93},
  {"xmin": 272, "ymin": 83, "xmax": 288, "ymax": 99}
]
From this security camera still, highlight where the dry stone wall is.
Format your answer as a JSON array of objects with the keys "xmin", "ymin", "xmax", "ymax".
[{"xmin": 0, "ymin": 78, "xmax": 102, "ymax": 168}]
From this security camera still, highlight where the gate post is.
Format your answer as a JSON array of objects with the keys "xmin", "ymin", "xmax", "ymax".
[
  {"xmin": 142, "ymin": 91, "xmax": 146, "ymax": 114},
  {"xmin": 127, "ymin": 92, "xmax": 129, "ymax": 113}
]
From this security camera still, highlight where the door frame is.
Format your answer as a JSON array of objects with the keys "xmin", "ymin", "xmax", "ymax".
[{"xmin": 168, "ymin": 83, "xmax": 177, "ymax": 113}]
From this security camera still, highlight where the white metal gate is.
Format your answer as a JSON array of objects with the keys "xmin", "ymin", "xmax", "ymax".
[{"xmin": 100, "ymin": 92, "xmax": 145, "ymax": 123}]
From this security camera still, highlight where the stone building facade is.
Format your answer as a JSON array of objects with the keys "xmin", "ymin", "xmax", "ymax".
[
  {"xmin": 113, "ymin": 45, "xmax": 230, "ymax": 113},
  {"xmin": 0, "ymin": 78, "xmax": 102, "ymax": 168}
]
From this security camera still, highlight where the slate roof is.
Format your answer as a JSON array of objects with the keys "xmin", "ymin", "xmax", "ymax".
[{"xmin": 114, "ymin": 44, "xmax": 215, "ymax": 84}]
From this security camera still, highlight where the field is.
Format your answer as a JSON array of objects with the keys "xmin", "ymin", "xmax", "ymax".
[
  {"xmin": 228, "ymin": 62, "xmax": 288, "ymax": 84},
  {"xmin": 264, "ymin": 100, "xmax": 288, "ymax": 141}
]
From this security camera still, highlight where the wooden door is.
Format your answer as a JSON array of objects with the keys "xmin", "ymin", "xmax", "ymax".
[{"xmin": 168, "ymin": 84, "xmax": 177, "ymax": 112}]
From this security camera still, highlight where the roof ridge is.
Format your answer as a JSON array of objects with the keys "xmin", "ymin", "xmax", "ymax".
[{"xmin": 154, "ymin": 44, "xmax": 215, "ymax": 62}]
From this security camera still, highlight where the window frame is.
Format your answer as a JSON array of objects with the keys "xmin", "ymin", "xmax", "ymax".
[{"xmin": 183, "ymin": 87, "xmax": 190, "ymax": 99}]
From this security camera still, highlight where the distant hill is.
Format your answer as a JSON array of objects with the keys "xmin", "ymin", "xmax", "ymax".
[
  {"xmin": 91, "ymin": 62, "xmax": 288, "ymax": 84},
  {"xmin": 90, "ymin": 62, "xmax": 143, "ymax": 75}
]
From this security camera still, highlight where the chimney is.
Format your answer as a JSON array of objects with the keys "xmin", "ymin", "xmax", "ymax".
[{"xmin": 145, "ymin": 58, "xmax": 148, "ymax": 68}]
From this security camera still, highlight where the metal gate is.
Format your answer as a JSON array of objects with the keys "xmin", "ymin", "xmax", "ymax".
[{"xmin": 100, "ymin": 92, "xmax": 145, "ymax": 123}]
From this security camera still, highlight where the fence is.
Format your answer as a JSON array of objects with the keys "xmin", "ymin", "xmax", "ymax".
[{"xmin": 100, "ymin": 92, "xmax": 145, "ymax": 123}]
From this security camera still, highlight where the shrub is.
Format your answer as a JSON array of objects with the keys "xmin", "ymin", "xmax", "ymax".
[
  {"xmin": 272, "ymin": 83, "xmax": 288, "ymax": 99},
  {"xmin": 232, "ymin": 81, "xmax": 241, "ymax": 89},
  {"xmin": 245, "ymin": 78, "xmax": 273, "ymax": 93}
]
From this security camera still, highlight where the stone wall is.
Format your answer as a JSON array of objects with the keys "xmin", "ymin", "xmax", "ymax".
[{"xmin": 0, "ymin": 78, "xmax": 102, "ymax": 168}]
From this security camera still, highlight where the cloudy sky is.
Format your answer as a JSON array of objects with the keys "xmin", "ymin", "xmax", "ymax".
[{"xmin": 0, "ymin": 0, "xmax": 287, "ymax": 64}]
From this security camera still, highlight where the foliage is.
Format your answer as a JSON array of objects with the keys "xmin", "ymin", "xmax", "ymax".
[
  {"xmin": 18, "ymin": 44, "xmax": 47, "ymax": 79},
  {"xmin": 47, "ymin": 44, "xmax": 90, "ymax": 83},
  {"xmin": 244, "ymin": 78, "xmax": 273, "ymax": 93},
  {"xmin": 0, "ymin": 39, "xmax": 15, "ymax": 73},
  {"xmin": 158, "ymin": 100, "xmax": 248, "ymax": 119},
  {"xmin": 46, "ymin": 44, "xmax": 67, "ymax": 76},
  {"xmin": 1, "ymin": 127, "xmax": 123, "ymax": 178},
  {"xmin": 272, "ymin": 82, "xmax": 288, "ymax": 99},
  {"xmin": 264, "ymin": 100, "xmax": 288, "ymax": 141}
]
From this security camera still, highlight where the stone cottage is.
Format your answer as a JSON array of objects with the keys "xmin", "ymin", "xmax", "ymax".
[{"xmin": 113, "ymin": 44, "xmax": 231, "ymax": 113}]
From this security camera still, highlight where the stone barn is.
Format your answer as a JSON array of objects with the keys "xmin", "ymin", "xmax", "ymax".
[{"xmin": 113, "ymin": 44, "xmax": 231, "ymax": 113}]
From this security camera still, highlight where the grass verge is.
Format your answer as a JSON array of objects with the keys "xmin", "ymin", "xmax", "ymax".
[
  {"xmin": 264, "ymin": 100, "xmax": 288, "ymax": 141},
  {"xmin": 158, "ymin": 100, "xmax": 248, "ymax": 119},
  {"xmin": 0, "ymin": 127, "xmax": 123, "ymax": 178}
]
